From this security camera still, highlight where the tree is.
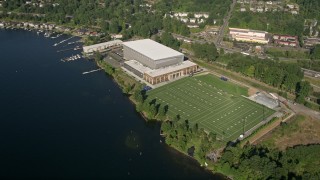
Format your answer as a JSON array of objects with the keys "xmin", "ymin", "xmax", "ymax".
[
  {"xmin": 100, "ymin": 21, "xmax": 110, "ymax": 33},
  {"xmin": 220, "ymin": 48, "xmax": 225, "ymax": 55},
  {"xmin": 149, "ymin": 103, "xmax": 157, "ymax": 118},
  {"xmin": 173, "ymin": 114, "xmax": 180, "ymax": 122},
  {"xmin": 311, "ymin": 45, "xmax": 320, "ymax": 60},
  {"xmin": 208, "ymin": 132, "xmax": 217, "ymax": 142},
  {"xmin": 296, "ymin": 81, "xmax": 312, "ymax": 103},
  {"xmin": 160, "ymin": 32, "xmax": 180, "ymax": 50},
  {"xmin": 245, "ymin": 65, "xmax": 255, "ymax": 77},
  {"xmin": 94, "ymin": 52, "xmax": 102, "ymax": 61},
  {"xmin": 134, "ymin": 90, "xmax": 144, "ymax": 104},
  {"xmin": 192, "ymin": 43, "xmax": 219, "ymax": 61},
  {"xmin": 157, "ymin": 104, "xmax": 168, "ymax": 119},
  {"xmin": 109, "ymin": 20, "xmax": 121, "ymax": 33},
  {"xmin": 161, "ymin": 121, "xmax": 172, "ymax": 133},
  {"xmin": 192, "ymin": 123, "xmax": 199, "ymax": 134}
]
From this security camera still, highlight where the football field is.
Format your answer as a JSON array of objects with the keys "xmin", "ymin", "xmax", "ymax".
[{"xmin": 147, "ymin": 74, "xmax": 275, "ymax": 141}]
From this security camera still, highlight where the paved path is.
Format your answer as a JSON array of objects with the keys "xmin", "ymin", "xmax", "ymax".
[
  {"xmin": 278, "ymin": 96, "xmax": 320, "ymax": 120},
  {"xmin": 215, "ymin": 0, "xmax": 236, "ymax": 46}
]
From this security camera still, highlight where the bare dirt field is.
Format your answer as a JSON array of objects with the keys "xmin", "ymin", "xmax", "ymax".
[
  {"xmin": 248, "ymin": 87, "xmax": 258, "ymax": 96},
  {"xmin": 257, "ymin": 114, "xmax": 320, "ymax": 150}
]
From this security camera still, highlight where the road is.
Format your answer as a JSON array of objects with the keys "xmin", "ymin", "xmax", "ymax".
[
  {"xmin": 264, "ymin": 44, "xmax": 309, "ymax": 52},
  {"xmin": 215, "ymin": 0, "xmax": 237, "ymax": 46},
  {"xmin": 302, "ymin": 68, "xmax": 320, "ymax": 76},
  {"xmin": 311, "ymin": 84, "xmax": 320, "ymax": 92},
  {"xmin": 278, "ymin": 96, "xmax": 320, "ymax": 120}
]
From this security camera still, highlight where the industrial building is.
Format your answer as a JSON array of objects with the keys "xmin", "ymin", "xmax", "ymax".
[
  {"xmin": 83, "ymin": 40, "xmax": 123, "ymax": 54},
  {"xmin": 123, "ymin": 39, "xmax": 184, "ymax": 69},
  {"xmin": 229, "ymin": 28, "xmax": 269, "ymax": 44},
  {"xmin": 122, "ymin": 39, "xmax": 198, "ymax": 85}
]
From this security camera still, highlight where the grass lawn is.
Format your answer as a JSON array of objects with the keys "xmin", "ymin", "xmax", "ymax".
[{"xmin": 147, "ymin": 74, "xmax": 275, "ymax": 141}]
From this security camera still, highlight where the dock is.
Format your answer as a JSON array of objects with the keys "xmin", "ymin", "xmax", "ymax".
[
  {"xmin": 61, "ymin": 54, "xmax": 82, "ymax": 62},
  {"xmin": 53, "ymin": 36, "xmax": 75, "ymax": 47},
  {"xmin": 57, "ymin": 47, "xmax": 75, "ymax": 53},
  {"xmin": 57, "ymin": 46, "xmax": 82, "ymax": 53},
  {"xmin": 82, "ymin": 69, "xmax": 102, "ymax": 75},
  {"xmin": 51, "ymin": 34, "xmax": 63, "ymax": 39}
]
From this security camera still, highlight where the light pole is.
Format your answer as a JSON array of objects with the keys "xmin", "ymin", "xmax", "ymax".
[
  {"xmin": 263, "ymin": 105, "xmax": 265, "ymax": 121},
  {"xmin": 243, "ymin": 117, "xmax": 246, "ymax": 135}
]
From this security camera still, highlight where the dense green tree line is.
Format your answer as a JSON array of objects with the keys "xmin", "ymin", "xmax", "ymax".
[
  {"xmin": 155, "ymin": 0, "xmax": 231, "ymax": 26},
  {"xmin": 298, "ymin": 61, "xmax": 320, "ymax": 72},
  {"xmin": 216, "ymin": 144, "xmax": 320, "ymax": 179},
  {"xmin": 155, "ymin": 32, "xmax": 181, "ymax": 50},
  {"xmin": 157, "ymin": 0, "xmax": 231, "ymax": 13},
  {"xmin": 0, "ymin": 0, "xmax": 190, "ymax": 37},
  {"xmin": 133, "ymin": 89, "xmax": 169, "ymax": 120},
  {"xmin": 310, "ymin": 45, "xmax": 320, "ymax": 60},
  {"xmin": 161, "ymin": 118, "xmax": 218, "ymax": 163},
  {"xmin": 132, "ymin": 86, "xmax": 219, "ymax": 163},
  {"xmin": 226, "ymin": 55, "xmax": 312, "ymax": 102},
  {"xmin": 229, "ymin": 11, "xmax": 304, "ymax": 36},
  {"xmin": 292, "ymin": 0, "xmax": 320, "ymax": 19},
  {"xmin": 191, "ymin": 43, "xmax": 219, "ymax": 62},
  {"xmin": 265, "ymin": 48, "xmax": 309, "ymax": 59},
  {"xmin": 94, "ymin": 52, "xmax": 115, "ymax": 75}
]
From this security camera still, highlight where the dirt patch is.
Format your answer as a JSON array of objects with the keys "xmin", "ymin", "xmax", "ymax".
[
  {"xmin": 258, "ymin": 114, "xmax": 320, "ymax": 150},
  {"xmin": 248, "ymin": 87, "xmax": 258, "ymax": 96}
]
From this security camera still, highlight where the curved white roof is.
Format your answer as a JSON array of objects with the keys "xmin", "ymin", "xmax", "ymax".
[{"xmin": 123, "ymin": 39, "xmax": 183, "ymax": 61}]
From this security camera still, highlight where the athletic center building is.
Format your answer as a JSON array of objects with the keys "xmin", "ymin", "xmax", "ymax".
[{"xmin": 123, "ymin": 39, "xmax": 198, "ymax": 85}]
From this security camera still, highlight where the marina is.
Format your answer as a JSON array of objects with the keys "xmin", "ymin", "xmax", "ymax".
[
  {"xmin": 51, "ymin": 33, "xmax": 63, "ymax": 39},
  {"xmin": 53, "ymin": 36, "xmax": 75, "ymax": 47},
  {"xmin": 61, "ymin": 54, "xmax": 82, "ymax": 62},
  {"xmin": 57, "ymin": 46, "xmax": 82, "ymax": 53},
  {"xmin": 67, "ymin": 40, "xmax": 81, "ymax": 45},
  {"xmin": 44, "ymin": 32, "xmax": 52, "ymax": 38}
]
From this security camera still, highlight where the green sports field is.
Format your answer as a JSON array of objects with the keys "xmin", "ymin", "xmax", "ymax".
[{"xmin": 147, "ymin": 74, "xmax": 275, "ymax": 141}]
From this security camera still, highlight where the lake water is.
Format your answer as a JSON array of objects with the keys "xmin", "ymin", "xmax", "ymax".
[{"xmin": 0, "ymin": 29, "xmax": 222, "ymax": 179}]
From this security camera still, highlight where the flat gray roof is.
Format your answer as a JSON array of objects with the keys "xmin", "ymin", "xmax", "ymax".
[
  {"xmin": 229, "ymin": 28, "xmax": 267, "ymax": 34},
  {"xmin": 123, "ymin": 39, "xmax": 183, "ymax": 61},
  {"xmin": 83, "ymin": 40, "xmax": 122, "ymax": 53}
]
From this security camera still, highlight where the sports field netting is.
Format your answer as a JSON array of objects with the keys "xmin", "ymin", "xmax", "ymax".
[{"xmin": 147, "ymin": 74, "xmax": 275, "ymax": 141}]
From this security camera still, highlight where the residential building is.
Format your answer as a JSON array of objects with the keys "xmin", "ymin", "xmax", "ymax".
[
  {"xmin": 273, "ymin": 34, "xmax": 299, "ymax": 47},
  {"xmin": 304, "ymin": 37, "xmax": 320, "ymax": 48}
]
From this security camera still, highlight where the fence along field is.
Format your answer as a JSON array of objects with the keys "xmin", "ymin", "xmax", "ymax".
[{"xmin": 147, "ymin": 74, "xmax": 275, "ymax": 141}]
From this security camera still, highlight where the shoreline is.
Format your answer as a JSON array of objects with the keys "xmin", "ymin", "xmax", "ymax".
[
  {"xmin": 0, "ymin": 19, "xmax": 90, "ymax": 39},
  {"xmin": 1, "ymin": 27, "xmax": 230, "ymax": 178},
  {"xmin": 94, "ymin": 58, "xmax": 230, "ymax": 179}
]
